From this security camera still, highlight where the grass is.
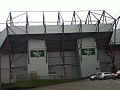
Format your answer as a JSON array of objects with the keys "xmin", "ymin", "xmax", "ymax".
[{"xmin": 2, "ymin": 79, "xmax": 75, "ymax": 90}]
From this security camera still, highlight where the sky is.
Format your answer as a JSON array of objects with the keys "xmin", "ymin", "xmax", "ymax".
[{"xmin": 0, "ymin": 0, "xmax": 120, "ymax": 30}]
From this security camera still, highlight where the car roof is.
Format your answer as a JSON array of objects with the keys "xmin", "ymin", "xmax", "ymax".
[{"xmin": 96, "ymin": 72, "xmax": 112, "ymax": 74}]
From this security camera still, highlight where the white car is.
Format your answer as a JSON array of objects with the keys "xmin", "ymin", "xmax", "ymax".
[{"xmin": 90, "ymin": 72, "xmax": 113, "ymax": 80}]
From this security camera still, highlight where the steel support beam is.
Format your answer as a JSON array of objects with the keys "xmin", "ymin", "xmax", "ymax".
[
  {"xmin": 112, "ymin": 19, "xmax": 117, "ymax": 72},
  {"xmin": 61, "ymin": 22, "xmax": 66, "ymax": 79},
  {"xmin": 96, "ymin": 20, "xmax": 100, "ymax": 61},
  {"xmin": 6, "ymin": 18, "xmax": 13, "ymax": 83},
  {"xmin": 43, "ymin": 12, "xmax": 48, "ymax": 63},
  {"xmin": 0, "ymin": 53, "xmax": 1, "ymax": 90},
  {"xmin": 9, "ymin": 12, "xmax": 14, "ymax": 26}
]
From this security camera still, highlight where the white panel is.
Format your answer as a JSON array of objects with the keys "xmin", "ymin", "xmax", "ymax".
[
  {"xmin": 0, "ymin": 29, "xmax": 7, "ymax": 47},
  {"xmin": 28, "ymin": 39, "xmax": 48, "ymax": 77},
  {"xmin": 28, "ymin": 39, "xmax": 46, "ymax": 49},
  {"xmin": 82, "ymin": 37, "xmax": 96, "ymax": 47},
  {"xmin": 77, "ymin": 38, "xmax": 100, "ymax": 77},
  {"xmin": 81, "ymin": 53, "xmax": 100, "ymax": 77},
  {"xmin": 8, "ymin": 26, "xmax": 45, "ymax": 35},
  {"xmin": 8, "ymin": 26, "xmax": 26, "ymax": 35},
  {"xmin": 2, "ymin": 24, "xmax": 113, "ymax": 36},
  {"xmin": 1, "ymin": 55, "xmax": 9, "ymax": 83},
  {"xmin": 82, "ymin": 24, "xmax": 112, "ymax": 32},
  {"xmin": 111, "ymin": 29, "xmax": 120, "ymax": 44},
  {"xmin": 28, "ymin": 26, "xmax": 44, "ymax": 34},
  {"xmin": 64, "ymin": 25, "xmax": 79, "ymax": 33},
  {"xmin": 99, "ymin": 24, "xmax": 113, "ymax": 32},
  {"xmin": 1, "ymin": 55, "xmax": 9, "ymax": 69},
  {"xmin": 82, "ymin": 24, "xmax": 96, "ymax": 32},
  {"xmin": 28, "ymin": 56, "xmax": 48, "ymax": 76},
  {"xmin": 1, "ymin": 69, "xmax": 9, "ymax": 83},
  {"xmin": 46, "ymin": 25, "xmax": 62, "ymax": 33}
]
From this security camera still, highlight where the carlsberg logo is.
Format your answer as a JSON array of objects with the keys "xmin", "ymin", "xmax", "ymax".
[
  {"xmin": 81, "ymin": 48, "xmax": 95, "ymax": 55},
  {"xmin": 30, "ymin": 50, "xmax": 45, "ymax": 57}
]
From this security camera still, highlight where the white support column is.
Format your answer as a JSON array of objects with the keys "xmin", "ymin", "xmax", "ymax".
[
  {"xmin": 28, "ymin": 39, "xmax": 49, "ymax": 79},
  {"xmin": 77, "ymin": 37, "xmax": 100, "ymax": 77}
]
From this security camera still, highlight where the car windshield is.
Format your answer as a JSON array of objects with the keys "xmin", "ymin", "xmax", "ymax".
[{"xmin": 104, "ymin": 72, "xmax": 111, "ymax": 74}]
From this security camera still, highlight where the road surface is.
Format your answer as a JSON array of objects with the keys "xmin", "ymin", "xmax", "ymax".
[{"xmin": 25, "ymin": 79, "xmax": 120, "ymax": 90}]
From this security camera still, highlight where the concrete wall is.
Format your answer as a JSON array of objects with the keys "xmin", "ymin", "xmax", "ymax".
[
  {"xmin": 12, "ymin": 54, "xmax": 27, "ymax": 81},
  {"xmin": 1, "ymin": 55, "xmax": 9, "ymax": 83},
  {"xmin": 48, "ymin": 51, "xmax": 79, "ymax": 79},
  {"xmin": 28, "ymin": 39, "xmax": 49, "ymax": 78},
  {"xmin": 77, "ymin": 37, "xmax": 100, "ymax": 77},
  {"xmin": 98, "ymin": 50, "xmax": 120, "ymax": 72},
  {"xmin": 98, "ymin": 50, "xmax": 111, "ymax": 72},
  {"xmin": 115, "ymin": 51, "xmax": 120, "ymax": 69},
  {"xmin": 111, "ymin": 29, "xmax": 120, "ymax": 44},
  {"xmin": 1, "ymin": 54, "xmax": 28, "ymax": 83}
]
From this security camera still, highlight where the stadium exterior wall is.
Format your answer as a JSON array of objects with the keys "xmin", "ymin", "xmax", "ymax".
[{"xmin": 0, "ymin": 24, "xmax": 116, "ymax": 83}]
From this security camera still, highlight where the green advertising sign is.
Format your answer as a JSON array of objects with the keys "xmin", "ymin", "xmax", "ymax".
[
  {"xmin": 30, "ymin": 50, "xmax": 45, "ymax": 57},
  {"xmin": 81, "ymin": 48, "xmax": 95, "ymax": 56}
]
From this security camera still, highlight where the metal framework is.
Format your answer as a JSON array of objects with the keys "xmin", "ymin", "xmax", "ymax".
[
  {"xmin": 0, "ymin": 53, "xmax": 1, "ymax": 89},
  {"xmin": 0, "ymin": 10, "xmax": 118, "ymax": 82},
  {"xmin": 109, "ymin": 16, "xmax": 120, "ymax": 72}
]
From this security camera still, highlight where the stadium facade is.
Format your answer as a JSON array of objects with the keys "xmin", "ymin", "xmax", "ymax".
[{"xmin": 0, "ymin": 10, "xmax": 120, "ymax": 83}]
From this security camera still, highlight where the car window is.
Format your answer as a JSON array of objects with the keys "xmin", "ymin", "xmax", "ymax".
[{"xmin": 104, "ymin": 72, "xmax": 111, "ymax": 74}]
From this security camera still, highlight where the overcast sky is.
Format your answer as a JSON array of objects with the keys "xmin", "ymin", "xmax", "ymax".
[{"xmin": 0, "ymin": 0, "xmax": 120, "ymax": 29}]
